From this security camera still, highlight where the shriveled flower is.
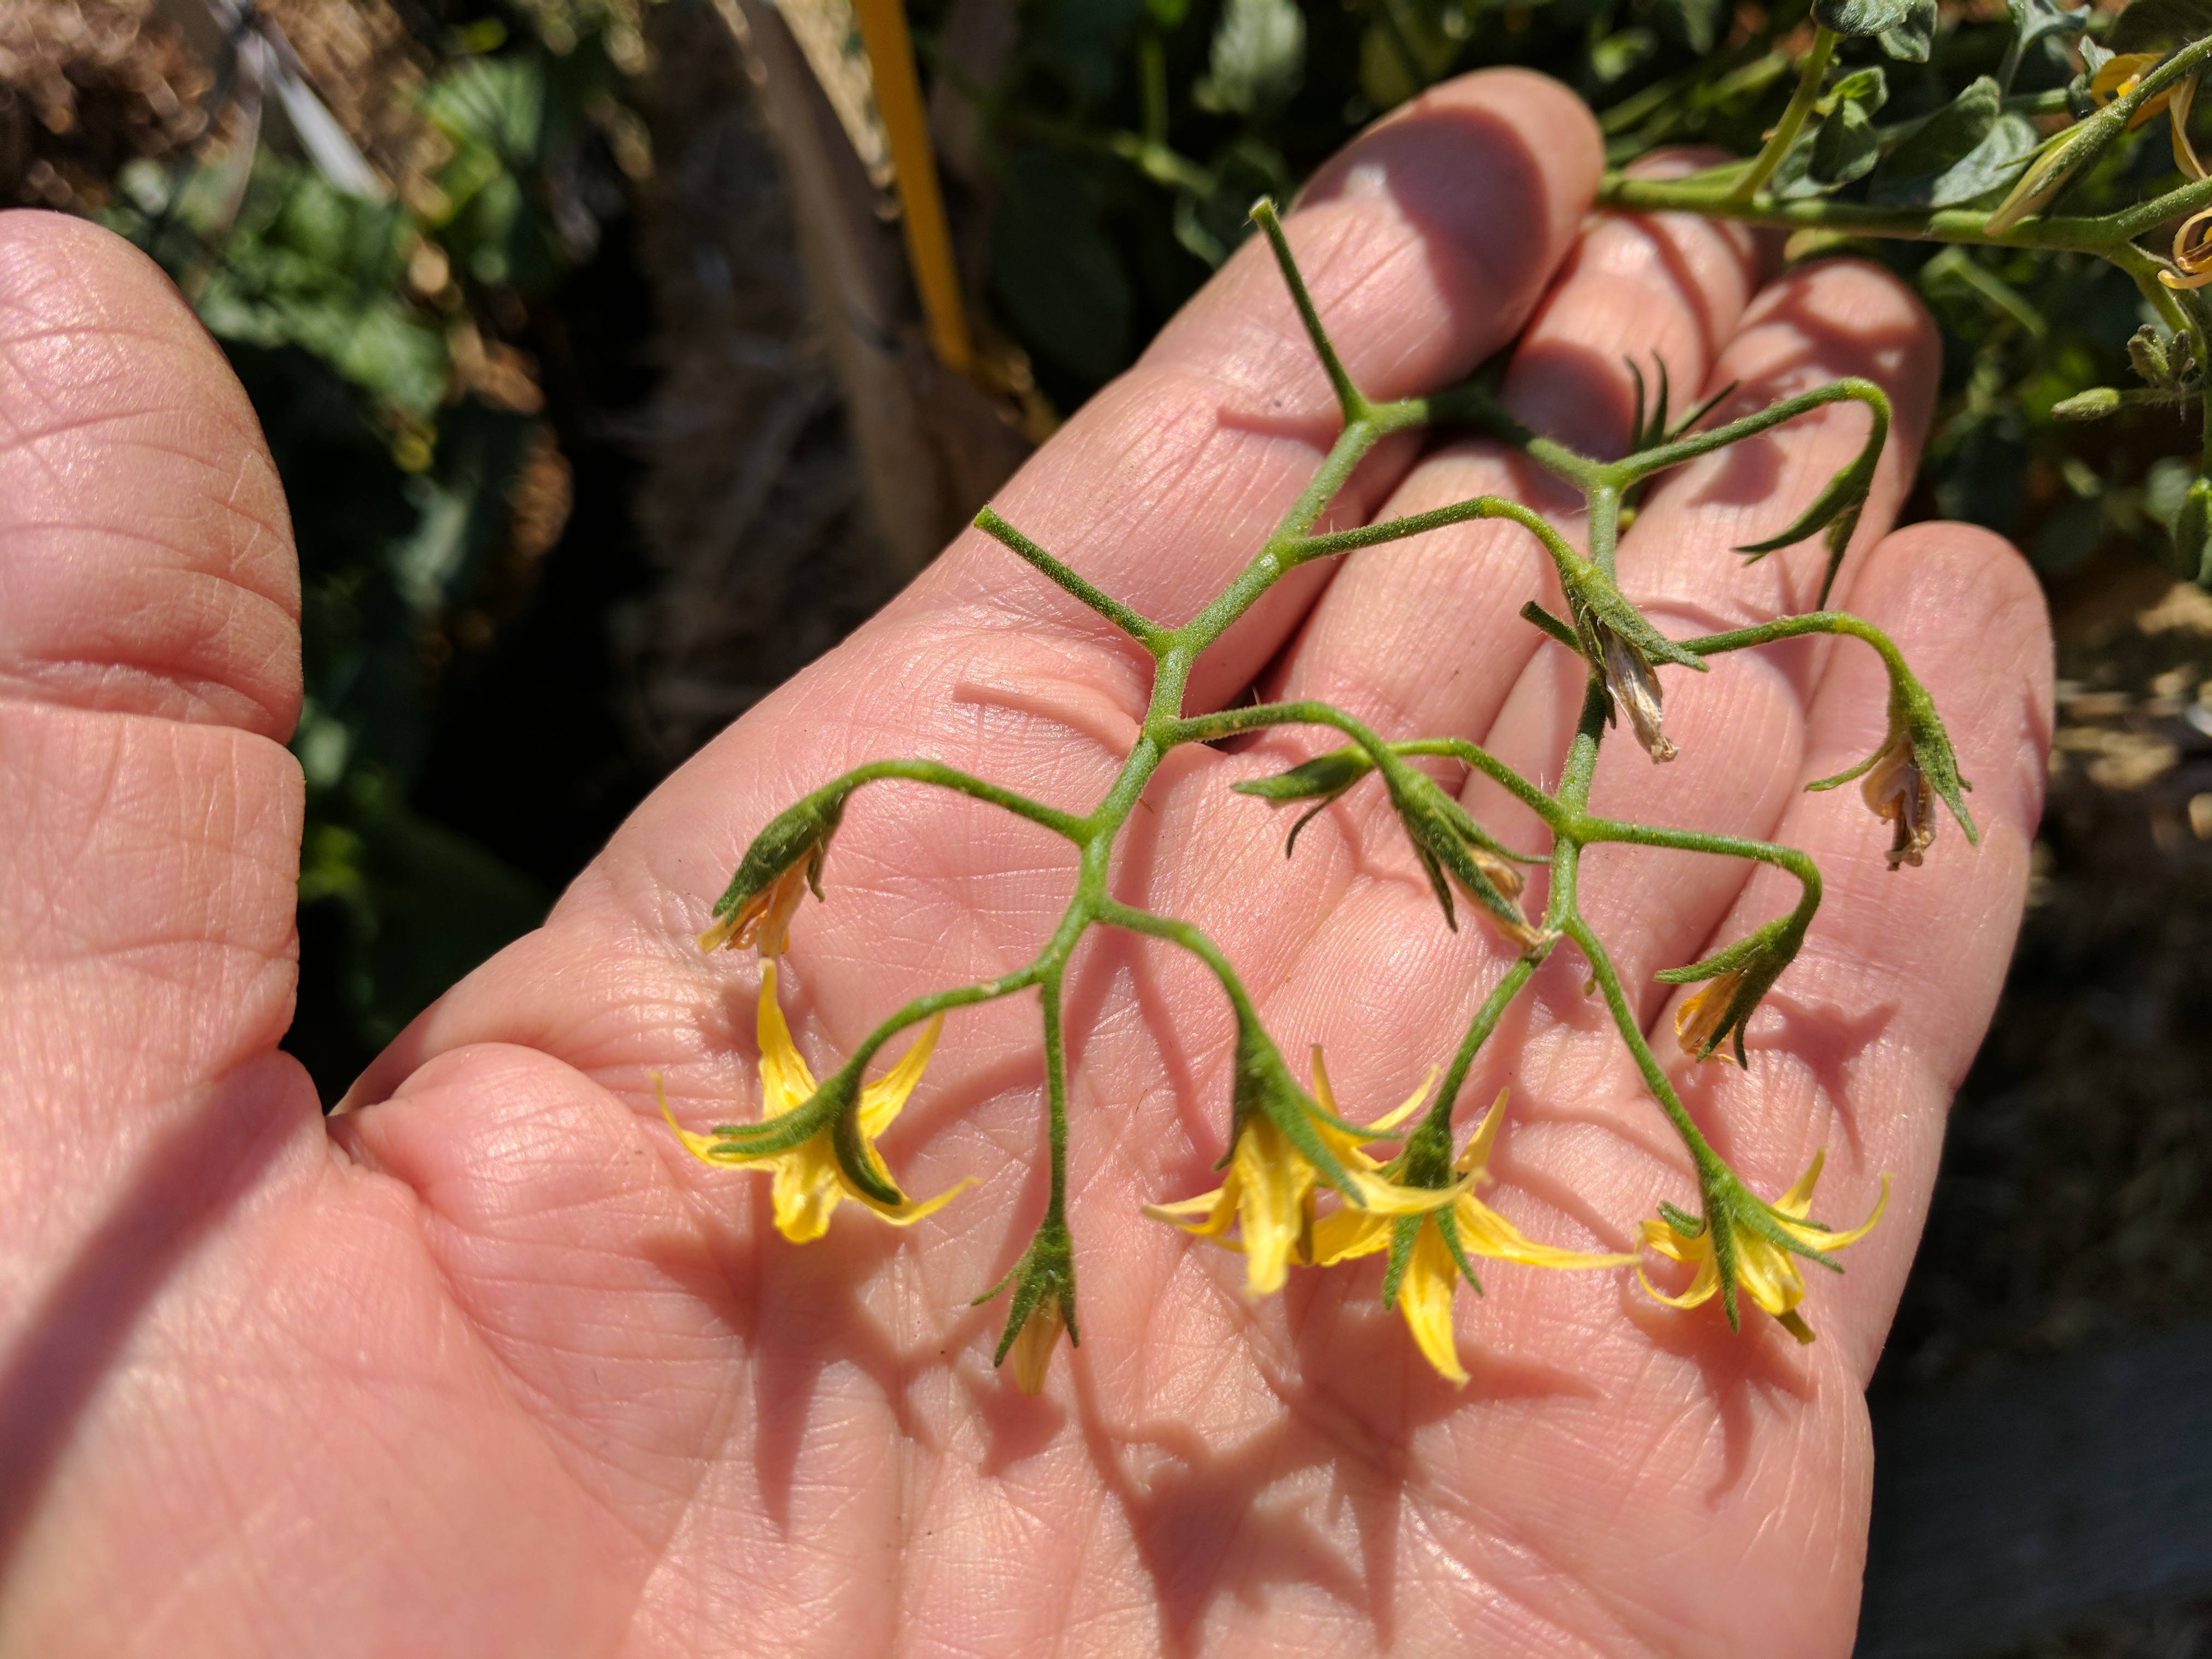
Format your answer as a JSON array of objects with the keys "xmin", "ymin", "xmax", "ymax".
[
  {"xmin": 1658, "ymin": 915, "xmax": 1803, "ymax": 1068},
  {"xmin": 1143, "ymin": 1050, "xmax": 1467, "ymax": 1298},
  {"xmin": 699, "ymin": 787, "xmax": 848, "ymax": 955},
  {"xmin": 1862, "ymin": 729, "xmax": 1937, "ymax": 869},
  {"xmin": 1637, "ymin": 1151, "xmax": 1889, "ymax": 1343},
  {"xmin": 1675, "ymin": 970, "xmax": 1746, "ymax": 1058},
  {"xmin": 2163, "ymin": 205, "xmax": 2212, "ymax": 292},
  {"xmin": 1600, "ymin": 622, "xmax": 1676, "ymax": 763},
  {"xmin": 658, "ymin": 960, "xmax": 968, "ymax": 1242},
  {"xmin": 699, "ymin": 860, "xmax": 812, "ymax": 956},
  {"xmin": 1313, "ymin": 1089, "xmax": 1636, "ymax": 1384},
  {"xmin": 1808, "ymin": 673, "xmax": 1975, "ymax": 869}
]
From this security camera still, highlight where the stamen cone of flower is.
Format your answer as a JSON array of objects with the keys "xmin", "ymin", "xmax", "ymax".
[
  {"xmin": 1637, "ymin": 1152, "xmax": 1889, "ymax": 1342},
  {"xmin": 657, "ymin": 961, "xmax": 969, "ymax": 1242},
  {"xmin": 1142, "ymin": 1038, "xmax": 1470, "ymax": 1299},
  {"xmin": 1312, "ymin": 1087, "xmax": 1635, "ymax": 1384},
  {"xmin": 699, "ymin": 786, "xmax": 849, "ymax": 955},
  {"xmin": 1657, "ymin": 916, "xmax": 1804, "ymax": 1068}
]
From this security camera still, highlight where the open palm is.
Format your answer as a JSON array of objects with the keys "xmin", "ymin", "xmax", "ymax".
[{"xmin": 0, "ymin": 70, "xmax": 2050, "ymax": 1658}]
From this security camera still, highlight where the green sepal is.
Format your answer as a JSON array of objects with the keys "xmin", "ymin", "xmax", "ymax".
[
  {"xmin": 708, "ymin": 782, "xmax": 850, "ymax": 926},
  {"xmin": 1433, "ymin": 1207, "xmax": 1486, "ymax": 1296},
  {"xmin": 1656, "ymin": 1200, "xmax": 1704, "ymax": 1238},
  {"xmin": 1378, "ymin": 757, "xmax": 1546, "ymax": 948},
  {"xmin": 1559, "ymin": 556, "xmax": 1708, "ymax": 673},
  {"xmin": 1233, "ymin": 747, "xmax": 1377, "ymax": 856},
  {"xmin": 1519, "ymin": 601, "xmax": 1581, "ymax": 652},
  {"xmin": 1232, "ymin": 748, "xmax": 1375, "ymax": 802},
  {"xmin": 825, "ymin": 1066, "xmax": 905, "ymax": 1206},
  {"xmin": 1379, "ymin": 1213, "xmax": 1422, "ymax": 1307},
  {"xmin": 1732, "ymin": 378, "xmax": 1890, "ymax": 605},
  {"xmin": 701, "ymin": 1065, "xmax": 856, "ymax": 1159},
  {"xmin": 978, "ymin": 1217, "xmax": 1081, "ymax": 1363},
  {"xmin": 1897, "ymin": 675, "xmax": 1979, "ymax": 844}
]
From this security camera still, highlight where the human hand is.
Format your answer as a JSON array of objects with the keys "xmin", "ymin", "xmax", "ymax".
[{"xmin": 0, "ymin": 69, "xmax": 2050, "ymax": 1657}]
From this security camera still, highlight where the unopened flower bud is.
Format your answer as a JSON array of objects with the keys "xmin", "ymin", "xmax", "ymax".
[{"xmin": 2051, "ymin": 387, "xmax": 2122, "ymax": 422}]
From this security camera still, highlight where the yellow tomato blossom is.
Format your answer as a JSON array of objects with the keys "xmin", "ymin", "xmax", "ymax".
[
  {"xmin": 658, "ymin": 960, "xmax": 969, "ymax": 1242},
  {"xmin": 1312, "ymin": 1087, "xmax": 1636, "ymax": 1384},
  {"xmin": 1637, "ymin": 1151, "xmax": 1889, "ymax": 1343},
  {"xmin": 1142, "ymin": 1050, "xmax": 1467, "ymax": 1299}
]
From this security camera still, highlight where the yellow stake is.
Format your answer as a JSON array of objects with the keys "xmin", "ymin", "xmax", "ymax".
[{"xmin": 851, "ymin": 0, "xmax": 974, "ymax": 375}]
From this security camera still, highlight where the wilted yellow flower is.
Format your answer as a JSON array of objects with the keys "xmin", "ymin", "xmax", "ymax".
[
  {"xmin": 658, "ymin": 960, "xmax": 969, "ymax": 1242},
  {"xmin": 2092, "ymin": 52, "xmax": 2176, "ymax": 125},
  {"xmin": 1637, "ymin": 1151, "xmax": 1889, "ymax": 1343},
  {"xmin": 1313, "ymin": 1089, "xmax": 1636, "ymax": 1384},
  {"xmin": 2164, "ymin": 205, "xmax": 2212, "ymax": 292},
  {"xmin": 1674, "ymin": 970, "xmax": 1746, "ymax": 1061},
  {"xmin": 698, "ymin": 860, "xmax": 812, "ymax": 955},
  {"xmin": 1143, "ymin": 1050, "xmax": 1464, "ymax": 1298},
  {"xmin": 1007, "ymin": 1297, "xmax": 1066, "ymax": 1395}
]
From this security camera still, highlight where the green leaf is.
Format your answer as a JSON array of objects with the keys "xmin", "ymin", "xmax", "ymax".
[
  {"xmin": 1870, "ymin": 81, "xmax": 2039, "ymax": 208},
  {"xmin": 1652, "ymin": 0, "xmax": 1729, "ymax": 55},
  {"xmin": 2111, "ymin": 0, "xmax": 2212, "ymax": 52},
  {"xmin": 990, "ymin": 149, "xmax": 1133, "ymax": 385},
  {"xmin": 1876, "ymin": 0, "xmax": 1938, "ymax": 62},
  {"xmin": 1811, "ymin": 98, "xmax": 1881, "ymax": 185},
  {"xmin": 1828, "ymin": 66, "xmax": 1890, "ymax": 110},
  {"xmin": 1193, "ymin": 0, "xmax": 1307, "ymax": 116},
  {"xmin": 2002, "ymin": 0, "xmax": 2085, "ymax": 91},
  {"xmin": 1814, "ymin": 0, "xmax": 1913, "ymax": 38}
]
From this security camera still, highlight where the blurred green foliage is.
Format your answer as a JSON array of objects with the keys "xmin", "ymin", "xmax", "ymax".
[
  {"xmin": 944, "ymin": 0, "xmax": 2211, "ymax": 581},
  {"xmin": 99, "ymin": 3, "xmax": 657, "ymax": 1097}
]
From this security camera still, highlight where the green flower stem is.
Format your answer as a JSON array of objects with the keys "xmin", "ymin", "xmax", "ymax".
[
  {"xmin": 1093, "ymin": 898, "xmax": 1267, "ymax": 1037},
  {"xmin": 1579, "ymin": 817, "xmax": 1821, "ymax": 928},
  {"xmin": 1166, "ymin": 700, "xmax": 1564, "ymax": 828},
  {"xmin": 1729, "ymin": 25, "xmax": 1837, "ymax": 206},
  {"xmin": 1419, "ymin": 956, "xmax": 1537, "ymax": 1139},
  {"xmin": 1564, "ymin": 914, "xmax": 1728, "ymax": 1182},
  {"xmin": 1677, "ymin": 608, "xmax": 1908, "ymax": 677},
  {"xmin": 1603, "ymin": 379, "xmax": 1887, "ymax": 491},
  {"xmin": 1040, "ymin": 966, "xmax": 1071, "ymax": 1229},
  {"xmin": 1251, "ymin": 198, "xmax": 1368, "ymax": 421},
  {"xmin": 974, "ymin": 507, "xmax": 1168, "ymax": 649},
  {"xmin": 822, "ymin": 758, "xmax": 1091, "ymax": 842}
]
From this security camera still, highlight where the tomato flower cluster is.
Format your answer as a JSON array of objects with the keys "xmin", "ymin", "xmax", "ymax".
[{"xmin": 660, "ymin": 203, "xmax": 1960, "ymax": 1393}]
